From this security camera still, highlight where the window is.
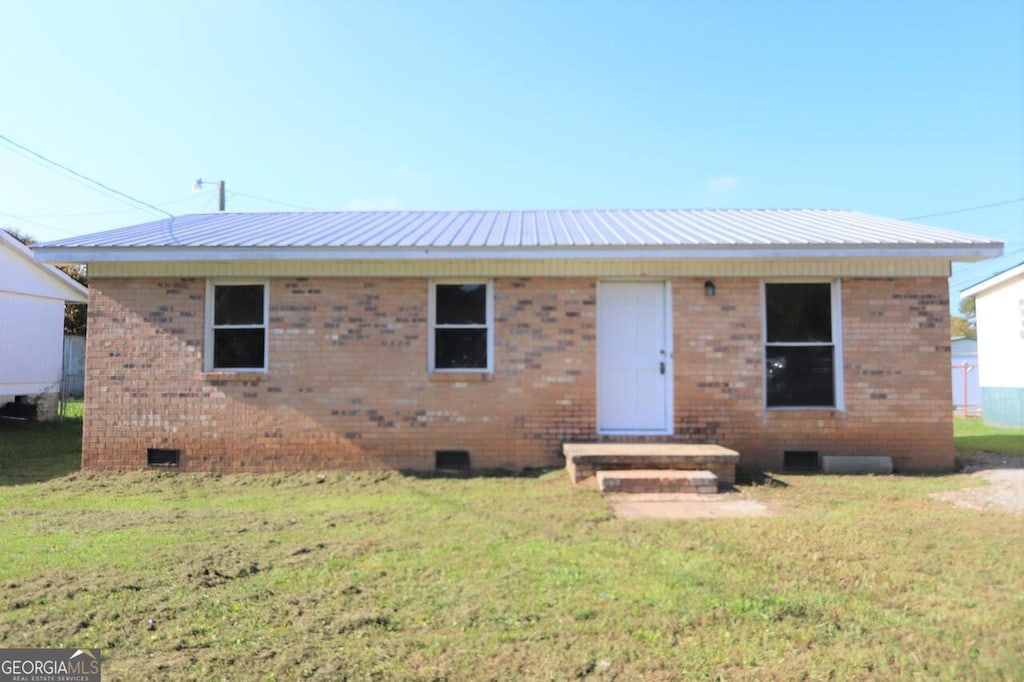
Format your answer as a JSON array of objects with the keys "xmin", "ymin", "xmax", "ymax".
[
  {"xmin": 764, "ymin": 282, "xmax": 841, "ymax": 408},
  {"xmin": 429, "ymin": 282, "xmax": 492, "ymax": 372},
  {"xmin": 205, "ymin": 281, "xmax": 268, "ymax": 371}
]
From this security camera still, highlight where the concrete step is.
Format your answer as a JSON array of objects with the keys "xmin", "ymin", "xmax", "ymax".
[
  {"xmin": 563, "ymin": 442, "xmax": 738, "ymax": 485},
  {"xmin": 596, "ymin": 469, "xmax": 719, "ymax": 495}
]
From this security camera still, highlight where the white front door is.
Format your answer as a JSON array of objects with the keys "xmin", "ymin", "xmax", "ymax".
[{"xmin": 597, "ymin": 282, "xmax": 671, "ymax": 434}]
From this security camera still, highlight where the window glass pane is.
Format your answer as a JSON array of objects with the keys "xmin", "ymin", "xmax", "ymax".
[
  {"xmin": 766, "ymin": 283, "xmax": 831, "ymax": 342},
  {"xmin": 214, "ymin": 328, "xmax": 265, "ymax": 369},
  {"xmin": 435, "ymin": 329, "xmax": 488, "ymax": 369},
  {"xmin": 766, "ymin": 345, "xmax": 834, "ymax": 407},
  {"xmin": 436, "ymin": 284, "xmax": 486, "ymax": 325},
  {"xmin": 214, "ymin": 285, "xmax": 264, "ymax": 326}
]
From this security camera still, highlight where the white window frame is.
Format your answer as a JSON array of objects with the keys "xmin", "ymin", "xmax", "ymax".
[
  {"xmin": 204, "ymin": 279, "xmax": 270, "ymax": 372},
  {"xmin": 428, "ymin": 279, "xmax": 494, "ymax": 374},
  {"xmin": 761, "ymin": 279, "xmax": 844, "ymax": 411}
]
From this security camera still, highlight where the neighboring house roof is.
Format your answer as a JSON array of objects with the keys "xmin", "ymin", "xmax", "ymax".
[
  {"xmin": 34, "ymin": 209, "xmax": 1002, "ymax": 263},
  {"xmin": 0, "ymin": 230, "xmax": 88, "ymax": 302},
  {"xmin": 951, "ymin": 337, "xmax": 978, "ymax": 355},
  {"xmin": 961, "ymin": 260, "xmax": 1024, "ymax": 298}
]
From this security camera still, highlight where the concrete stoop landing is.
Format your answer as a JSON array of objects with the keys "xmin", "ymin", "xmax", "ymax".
[{"xmin": 562, "ymin": 442, "xmax": 740, "ymax": 491}]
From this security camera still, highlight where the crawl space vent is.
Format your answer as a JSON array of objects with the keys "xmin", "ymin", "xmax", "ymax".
[
  {"xmin": 435, "ymin": 450, "xmax": 470, "ymax": 471},
  {"xmin": 783, "ymin": 450, "xmax": 820, "ymax": 472},
  {"xmin": 147, "ymin": 448, "xmax": 180, "ymax": 467}
]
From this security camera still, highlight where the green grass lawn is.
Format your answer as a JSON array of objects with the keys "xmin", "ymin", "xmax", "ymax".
[
  {"xmin": 61, "ymin": 399, "xmax": 84, "ymax": 420},
  {"xmin": 954, "ymin": 416, "xmax": 1024, "ymax": 456},
  {"xmin": 1, "ymin": 422, "xmax": 1023, "ymax": 680},
  {"xmin": 0, "ymin": 418, "xmax": 81, "ymax": 483}
]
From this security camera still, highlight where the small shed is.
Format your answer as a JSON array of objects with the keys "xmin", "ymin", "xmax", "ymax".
[
  {"xmin": 950, "ymin": 336, "xmax": 980, "ymax": 415},
  {"xmin": 962, "ymin": 261, "xmax": 1024, "ymax": 427},
  {"xmin": 0, "ymin": 230, "xmax": 88, "ymax": 415}
]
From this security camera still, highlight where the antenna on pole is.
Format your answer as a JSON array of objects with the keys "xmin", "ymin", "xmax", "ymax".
[{"xmin": 193, "ymin": 178, "xmax": 226, "ymax": 211}]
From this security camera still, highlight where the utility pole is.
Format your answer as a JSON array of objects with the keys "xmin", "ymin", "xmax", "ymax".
[{"xmin": 192, "ymin": 178, "xmax": 226, "ymax": 211}]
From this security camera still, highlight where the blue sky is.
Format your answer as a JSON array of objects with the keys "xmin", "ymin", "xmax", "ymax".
[{"xmin": 1, "ymin": 1, "xmax": 1020, "ymax": 305}]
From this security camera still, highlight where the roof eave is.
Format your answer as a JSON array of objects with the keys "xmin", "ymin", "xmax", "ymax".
[
  {"xmin": 962, "ymin": 261, "xmax": 1024, "ymax": 298},
  {"xmin": 32, "ymin": 243, "xmax": 1006, "ymax": 265},
  {"xmin": 2, "ymin": 233, "xmax": 89, "ymax": 303}
]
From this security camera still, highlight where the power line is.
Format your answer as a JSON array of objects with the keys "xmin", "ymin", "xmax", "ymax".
[
  {"xmin": 902, "ymin": 197, "xmax": 1024, "ymax": 221},
  {"xmin": 200, "ymin": 193, "xmax": 218, "ymax": 213},
  {"xmin": 949, "ymin": 251, "xmax": 1024, "ymax": 294},
  {"xmin": 14, "ymin": 194, "xmax": 202, "ymax": 219},
  {"xmin": 0, "ymin": 212, "xmax": 80, "ymax": 236},
  {"xmin": 950, "ymin": 244, "xmax": 1024, "ymax": 275},
  {"xmin": 229, "ymin": 191, "xmax": 317, "ymax": 211},
  {"xmin": 0, "ymin": 132, "xmax": 175, "ymax": 219}
]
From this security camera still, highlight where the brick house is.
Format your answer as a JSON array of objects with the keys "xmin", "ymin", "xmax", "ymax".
[{"xmin": 35, "ymin": 209, "xmax": 1001, "ymax": 473}]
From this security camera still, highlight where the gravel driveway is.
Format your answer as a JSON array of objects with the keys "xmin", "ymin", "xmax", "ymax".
[{"xmin": 931, "ymin": 453, "xmax": 1024, "ymax": 516}]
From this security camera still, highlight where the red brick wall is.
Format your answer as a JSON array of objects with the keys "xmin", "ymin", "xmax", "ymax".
[
  {"xmin": 83, "ymin": 275, "xmax": 953, "ymax": 473},
  {"xmin": 671, "ymin": 277, "xmax": 954, "ymax": 472}
]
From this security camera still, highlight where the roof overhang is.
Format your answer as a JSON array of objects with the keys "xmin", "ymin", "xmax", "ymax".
[
  {"xmin": 32, "ymin": 242, "xmax": 1006, "ymax": 265},
  {"xmin": 2, "ymin": 231, "xmax": 88, "ymax": 303},
  {"xmin": 962, "ymin": 261, "xmax": 1024, "ymax": 298}
]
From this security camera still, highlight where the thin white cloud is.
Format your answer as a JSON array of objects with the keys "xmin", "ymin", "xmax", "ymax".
[
  {"xmin": 707, "ymin": 175, "xmax": 740, "ymax": 194},
  {"xmin": 345, "ymin": 195, "xmax": 404, "ymax": 211},
  {"xmin": 392, "ymin": 165, "xmax": 428, "ymax": 183}
]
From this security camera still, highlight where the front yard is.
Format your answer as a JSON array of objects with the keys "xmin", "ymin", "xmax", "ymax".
[{"xmin": 0, "ymin": 418, "xmax": 1022, "ymax": 680}]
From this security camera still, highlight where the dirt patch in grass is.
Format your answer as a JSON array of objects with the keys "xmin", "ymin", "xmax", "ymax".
[
  {"xmin": 932, "ymin": 469, "xmax": 1024, "ymax": 516},
  {"xmin": 957, "ymin": 451, "xmax": 1024, "ymax": 471},
  {"xmin": 605, "ymin": 490, "xmax": 774, "ymax": 518},
  {"xmin": 938, "ymin": 450, "xmax": 1024, "ymax": 516}
]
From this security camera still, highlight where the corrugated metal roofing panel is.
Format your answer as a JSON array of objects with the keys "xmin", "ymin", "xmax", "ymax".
[{"xmin": 36, "ymin": 208, "xmax": 1001, "ymax": 253}]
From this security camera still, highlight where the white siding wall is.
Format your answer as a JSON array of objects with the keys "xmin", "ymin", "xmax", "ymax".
[
  {"xmin": 0, "ymin": 292, "xmax": 65, "ymax": 396},
  {"xmin": 975, "ymin": 276, "xmax": 1024, "ymax": 389},
  {"xmin": 0, "ymin": 240, "xmax": 83, "ymax": 400}
]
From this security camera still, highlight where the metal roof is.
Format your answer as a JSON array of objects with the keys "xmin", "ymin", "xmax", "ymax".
[{"xmin": 34, "ymin": 209, "xmax": 1003, "ymax": 263}]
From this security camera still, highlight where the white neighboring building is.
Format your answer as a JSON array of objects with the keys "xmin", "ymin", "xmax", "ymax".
[
  {"xmin": 950, "ymin": 336, "xmax": 980, "ymax": 414},
  {"xmin": 962, "ymin": 261, "xmax": 1024, "ymax": 428},
  {"xmin": 0, "ymin": 230, "xmax": 89, "ymax": 411}
]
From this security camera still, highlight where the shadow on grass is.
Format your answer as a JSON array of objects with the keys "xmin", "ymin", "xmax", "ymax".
[
  {"xmin": 400, "ymin": 467, "xmax": 555, "ymax": 480},
  {"xmin": 0, "ymin": 420, "xmax": 82, "ymax": 485},
  {"xmin": 736, "ymin": 470, "xmax": 791, "ymax": 487},
  {"xmin": 955, "ymin": 435, "xmax": 1024, "ymax": 458}
]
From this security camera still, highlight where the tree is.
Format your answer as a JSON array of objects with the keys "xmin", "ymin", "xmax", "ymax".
[
  {"xmin": 3, "ymin": 228, "xmax": 88, "ymax": 336},
  {"xmin": 60, "ymin": 264, "xmax": 88, "ymax": 336},
  {"xmin": 950, "ymin": 315, "xmax": 974, "ymax": 339},
  {"xmin": 959, "ymin": 295, "xmax": 976, "ymax": 322},
  {"xmin": 951, "ymin": 296, "xmax": 977, "ymax": 340},
  {"xmin": 4, "ymin": 227, "xmax": 36, "ymax": 246}
]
